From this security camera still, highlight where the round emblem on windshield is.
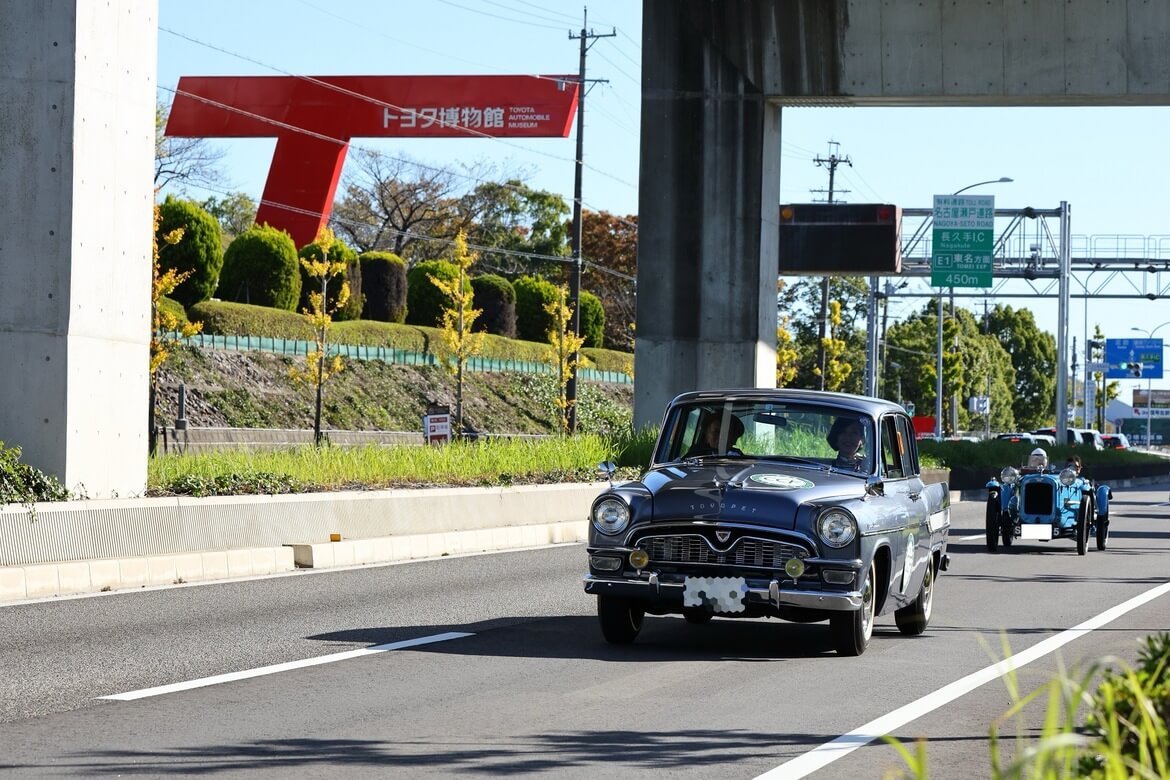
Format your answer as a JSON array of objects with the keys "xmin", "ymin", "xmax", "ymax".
[{"xmin": 749, "ymin": 474, "xmax": 814, "ymax": 490}]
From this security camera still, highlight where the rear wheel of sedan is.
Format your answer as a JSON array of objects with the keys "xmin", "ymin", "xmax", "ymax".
[
  {"xmin": 894, "ymin": 559, "xmax": 934, "ymax": 636},
  {"xmin": 1076, "ymin": 496, "xmax": 1091, "ymax": 556},
  {"xmin": 830, "ymin": 562, "xmax": 875, "ymax": 656},
  {"xmin": 597, "ymin": 595, "xmax": 645, "ymax": 644},
  {"xmin": 985, "ymin": 499, "xmax": 1000, "ymax": 552}
]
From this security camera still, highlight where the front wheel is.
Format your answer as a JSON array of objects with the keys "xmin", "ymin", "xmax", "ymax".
[
  {"xmin": 1076, "ymin": 496, "xmax": 1091, "ymax": 556},
  {"xmin": 894, "ymin": 558, "xmax": 934, "ymax": 636},
  {"xmin": 985, "ymin": 498, "xmax": 1000, "ymax": 552},
  {"xmin": 597, "ymin": 595, "xmax": 645, "ymax": 644},
  {"xmin": 831, "ymin": 562, "xmax": 875, "ymax": 656}
]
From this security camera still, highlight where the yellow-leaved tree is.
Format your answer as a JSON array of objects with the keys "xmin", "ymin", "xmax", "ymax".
[
  {"xmin": 430, "ymin": 230, "xmax": 484, "ymax": 437},
  {"xmin": 776, "ymin": 314, "xmax": 800, "ymax": 388},
  {"xmin": 150, "ymin": 195, "xmax": 202, "ymax": 455},
  {"xmin": 289, "ymin": 226, "xmax": 349, "ymax": 447},
  {"xmin": 544, "ymin": 283, "xmax": 587, "ymax": 433},
  {"xmin": 820, "ymin": 300, "xmax": 853, "ymax": 391}
]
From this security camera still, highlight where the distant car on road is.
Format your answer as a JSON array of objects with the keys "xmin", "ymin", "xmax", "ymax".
[
  {"xmin": 1101, "ymin": 433, "xmax": 1132, "ymax": 450},
  {"xmin": 1032, "ymin": 427, "xmax": 1105, "ymax": 449},
  {"xmin": 996, "ymin": 432, "xmax": 1048, "ymax": 445},
  {"xmin": 583, "ymin": 389, "xmax": 952, "ymax": 656}
]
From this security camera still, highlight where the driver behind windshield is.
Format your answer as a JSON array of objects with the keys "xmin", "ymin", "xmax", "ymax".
[
  {"xmin": 684, "ymin": 414, "xmax": 745, "ymax": 458},
  {"xmin": 827, "ymin": 416, "xmax": 872, "ymax": 472}
]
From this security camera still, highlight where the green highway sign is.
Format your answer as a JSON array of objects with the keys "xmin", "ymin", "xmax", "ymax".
[{"xmin": 931, "ymin": 194, "xmax": 994, "ymax": 287}]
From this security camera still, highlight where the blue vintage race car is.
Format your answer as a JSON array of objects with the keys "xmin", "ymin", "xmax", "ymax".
[{"xmin": 985, "ymin": 456, "xmax": 1111, "ymax": 555}]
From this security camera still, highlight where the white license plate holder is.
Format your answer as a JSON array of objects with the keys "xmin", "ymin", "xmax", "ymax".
[{"xmin": 1020, "ymin": 524, "xmax": 1053, "ymax": 541}]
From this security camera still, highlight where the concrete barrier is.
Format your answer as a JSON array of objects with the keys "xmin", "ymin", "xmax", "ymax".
[{"xmin": 0, "ymin": 483, "xmax": 606, "ymax": 603}]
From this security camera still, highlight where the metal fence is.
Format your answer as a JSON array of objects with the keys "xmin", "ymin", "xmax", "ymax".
[{"xmin": 166, "ymin": 332, "xmax": 633, "ymax": 384}]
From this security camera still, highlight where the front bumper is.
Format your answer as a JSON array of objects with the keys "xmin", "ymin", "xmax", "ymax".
[{"xmin": 582, "ymin": 572, "xmax": 863, "ymax": 612}]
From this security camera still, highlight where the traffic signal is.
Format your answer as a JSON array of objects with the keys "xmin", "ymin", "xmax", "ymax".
[{"xmin": 1131, "ymin": 362, "xmax": 1143, "ymax": 378}]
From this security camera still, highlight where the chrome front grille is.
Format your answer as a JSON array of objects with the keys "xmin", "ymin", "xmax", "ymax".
[
  {"xmin": 637, "ymin": 534, "xmax": 804, "ymax": 571},
  {"xmin": 1022, "ymin": 481, "xmax": 1055, "ymax": 515}
]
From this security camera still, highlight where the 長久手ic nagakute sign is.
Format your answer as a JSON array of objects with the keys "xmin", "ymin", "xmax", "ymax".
[{"xmin": 164, "ymin": 75, "xmax": 580, "ymax": 247}]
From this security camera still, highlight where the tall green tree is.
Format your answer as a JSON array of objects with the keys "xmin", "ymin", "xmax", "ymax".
[
  {"xmin": 458, "ymin": 180, "xmax": 570, "ymax": 277},
  {"xmin": 200, "ymin": 192, "xmax": 257, "ymax": 242},
  {"xmin": 581, "ymin": 210, "xmax": 637, "ymax": 352},
  {"xmin": 155, "ymin": 195, "xmax": 223, "ymax": 308},
  {"xmin": 982, "ymin": 304, "xmax": 1058, "ymax": 430},
  {"xmin": 777, "ymin": 276, "xmax": 868, "ymax": 391}
]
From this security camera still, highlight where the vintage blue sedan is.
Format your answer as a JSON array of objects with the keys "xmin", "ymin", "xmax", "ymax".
[{"xmin": 583, "ymin": 389, "xmax": 951, "ymax": 656}]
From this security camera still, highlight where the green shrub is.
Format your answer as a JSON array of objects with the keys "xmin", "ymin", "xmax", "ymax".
[
  {"xmin": 0, "ymin": 441, "xmax": 70, "ymax": 504},
  {"xmin": 217, "ymin": 224, "xmax": 301, "ymax": 311},
  {"xmin": 298, "ymin": 238, "xmax": 362, "ymax": 320},
  {"xmin": 513, "ymin": 275, "xmax": 560, "ymax": 342},
  {"xmin": 580, "ymin": 290, "xmax": 605, "ymax": 348},
  {"xmin": 359, "ymin": 251, "xmax": 407, "ymax": 323},
  {"xmin": 406, "ymin": 259, "xmax": 469, "ymax": 327},
  {"xmin": 188, "ymin": 300, "xmax": 314, "ymax": 340},
  {"xmin": 156, "ymin": 195, "xmax": 224, "ymax": 307},
  {"xmin": 158, "ymin": 295, "xmax": 189, "ymax": 327},
  {"xmin": 471, "ymin": 274, "xmax": 517, "ymax": 338}
]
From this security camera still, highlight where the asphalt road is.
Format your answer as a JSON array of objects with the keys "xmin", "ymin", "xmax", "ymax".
[{"xmin": 2, "ymin": 483, "xmax": 1168, "ymax": 779}]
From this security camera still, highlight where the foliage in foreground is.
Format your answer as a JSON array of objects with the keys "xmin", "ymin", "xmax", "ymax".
[
  {"xmin": 0, "ymin": 441, "xmax": 71, "ymax": 504},
  {"xmin": 885, "ymin": 632, "xmax": 1170, "ymax": 779}
]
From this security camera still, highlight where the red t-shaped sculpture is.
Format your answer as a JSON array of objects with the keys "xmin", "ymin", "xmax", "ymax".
[{"xmin": 165, "ymin": 75, "xmax": 579, "ymax": 247}]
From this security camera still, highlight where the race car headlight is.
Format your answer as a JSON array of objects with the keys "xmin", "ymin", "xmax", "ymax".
[
  {"xmin": 817, "ymin": 508, "xmax": 858, "ymax": 548},
  {"xmin": 1000, "ymin": 466, "xmax": 1020, "ymax": 485},
  {"xmin": 592, "ymin": 497, "xmax": 630, "ymax": 536},
  {"xmin": 1059, "ymin": 467, "xmax": 1077, "ymax": 486}
]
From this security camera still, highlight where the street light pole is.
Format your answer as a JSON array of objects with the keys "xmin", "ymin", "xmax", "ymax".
[
  {"xmin": 1131, "ymin": 322, "xmax": 1170, "ymax": 449},
  {"xmin": 934, "ymin": 177, "xmax": 1012, "ymax": 439}
]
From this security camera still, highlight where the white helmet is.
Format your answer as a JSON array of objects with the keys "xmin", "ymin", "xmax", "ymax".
[{"xmin": 1028, "ymin": 447, "xmax": 1048, "ymax": 469}]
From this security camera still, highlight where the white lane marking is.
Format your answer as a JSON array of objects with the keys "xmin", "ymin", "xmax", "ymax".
[
  {"xmin": 755, "ymin": 579, "xmax": 1170, "ymax": 779},
  {"xmin": 98, "ymin": 631, "xmax": 474, "ymax": 701}
]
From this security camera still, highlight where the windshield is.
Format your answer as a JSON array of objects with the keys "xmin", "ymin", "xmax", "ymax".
[{"xmin": 658, "ymin": 400, "xmax": 876, "ymax": 472}]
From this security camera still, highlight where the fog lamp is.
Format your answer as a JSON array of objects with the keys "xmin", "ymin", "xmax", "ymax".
[
  {"xmin": 629, "ymin": 549, "xmax": 649, "ymax": 569},
  {"xmin": 784, "ymin": 557, "xmax": 806, "ymax": 579}
]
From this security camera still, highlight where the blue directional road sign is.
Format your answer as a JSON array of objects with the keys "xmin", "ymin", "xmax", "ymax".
[{"xmin": 1104, "ymin": 338, "xmax": 1164, "ymax": 379}]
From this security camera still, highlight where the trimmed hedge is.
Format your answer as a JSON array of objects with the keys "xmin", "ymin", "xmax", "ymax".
[
  {"xmin": 513, "ymin": 275, "xmax": 560, "ymax": 342},
  {"xmin": 156, "ymin": 195, "xmax": 224, "ymax": 308},
  {"xmin": 298, "ymin": 239, "xmax": 362, "ymax": 320},
  {"xmin": 406, "ymin": 259, "xmax": 470, "ymax": 328},
  {"xmin": 217, "ymin": 224, "xmax": 301, "ymax": 311},
  {"xmin": 471, "ymin": 274, "xmax": 517, "ymax": 338},
  {"xmin": 359, "ymin": 251, "xmax": 407, "ymax": 323},
  {"xmin": 580, "ymin": 290, "xmax": 605, "ymax": 348}
]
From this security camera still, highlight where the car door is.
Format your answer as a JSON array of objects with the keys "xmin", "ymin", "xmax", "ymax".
[{"xmin": 879, "ymin": 414, "xmax": 930, "ymax": 601}]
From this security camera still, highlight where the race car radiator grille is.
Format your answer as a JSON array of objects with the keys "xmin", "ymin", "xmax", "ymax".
[
  {"xmin": 637, "ymin": 534, "xmax": 804, "ymax": 570},
  {"xmin": 1022, "ymin": 482, "xmax": 1055, "ymax": 514}
]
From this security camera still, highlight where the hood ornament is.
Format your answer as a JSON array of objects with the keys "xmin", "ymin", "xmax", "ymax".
[{"xmin": 715, "ymin": 530, "xmax": 731, "ymax": 543}]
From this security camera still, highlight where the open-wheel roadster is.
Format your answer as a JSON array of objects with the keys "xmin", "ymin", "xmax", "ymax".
[{"xmin": 985, "ymin": 456, "xmax": 1112, "ymax": 555}]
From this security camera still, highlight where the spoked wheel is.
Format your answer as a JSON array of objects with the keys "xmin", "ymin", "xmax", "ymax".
[
  {"xmin": 597, "ymin": 595, "xmax": 645, "ymax": 644},
  {"xmin": 985, "ymin": 498, "xmax": 1000, "ymax": 552},
  {"xmin": 895, "ymin": 558, "xmax": 934, "ymax": 636},
  {"xmin": 1096, "ymin": 511, "xmax": 1110, "ymax": 551},
  {"xmin": 831, "ymin": 562, "xmax": 875, "ymax": 656},
  {"xmin": 1076, "ymin": 496, "xmax": 1091, "ymax": 556}
]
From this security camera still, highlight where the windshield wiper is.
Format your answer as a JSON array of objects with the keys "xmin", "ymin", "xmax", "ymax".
[{"xmin": 750, "ymin": 454, "xmax": 829, "ymax": 470}]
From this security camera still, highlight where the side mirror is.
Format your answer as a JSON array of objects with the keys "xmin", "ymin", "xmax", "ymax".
[
  {"xmin": 597, "ymin": 461, "xmax": 617, "ymax": 486},
  {"xmin": 865, "ymin": 475, "xmax": 885, "ymax": 497}
]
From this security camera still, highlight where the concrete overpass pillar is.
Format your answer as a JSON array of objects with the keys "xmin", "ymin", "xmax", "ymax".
[
  {"xmin": 0, "ymin": 1, "xmax": 157, "ymax": 497},
  {"xmin": 634, "ymin": 1, "xmax": 780, "ymax": 428}
]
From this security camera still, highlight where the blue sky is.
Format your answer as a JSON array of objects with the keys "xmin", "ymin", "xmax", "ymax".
[{"xmin": 157, "ymin": 0, "xmax": 1170, "ymax": 399}]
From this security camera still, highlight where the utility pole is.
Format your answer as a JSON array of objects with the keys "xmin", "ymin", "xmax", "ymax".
[
  {"xmin": 810, "ymin": 142, "xmax": 850, "ymax": 391},
  {"xmin": 565, "ymin": 8, "xmax": 614, "ymax": 433}
]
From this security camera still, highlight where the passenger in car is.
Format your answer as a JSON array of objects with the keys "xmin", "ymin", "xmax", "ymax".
[
  {"xmin": 827, "ymin": 417, "xmax": 871, "ymax": 472},
  {"xmin": 684, "ymin": 414, "xmax": 745, "ymax": 457}
]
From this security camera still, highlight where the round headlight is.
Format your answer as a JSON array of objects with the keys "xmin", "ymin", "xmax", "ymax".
[
  {"xmin": 1000, "ymin": 466, "xmax": 1020, "ymax": 485},
  {"xmin": 1059, "ymin": 467, "xmax": 1077, "ymax": 486},
  {"xmin": 817, "ymin": 509, "xmax": 858, "ymax": 548},
  {"xmin": 592, "ymin": 497, "xmax": 630, "ymax": 535}
]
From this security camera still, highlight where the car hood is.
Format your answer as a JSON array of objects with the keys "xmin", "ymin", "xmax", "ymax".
[{"xmin": 641, "ymin": 460, "xmax": 866, "ymax": 529}]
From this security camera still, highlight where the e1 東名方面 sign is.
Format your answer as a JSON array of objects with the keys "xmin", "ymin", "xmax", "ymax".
[
  {"xmin": 931, "ymin": 194, "xmax": 994, "ymax": 288},
  {"xmin": 1104, "ymin": 338, "xmax": 1164, "ymax": 379}
]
